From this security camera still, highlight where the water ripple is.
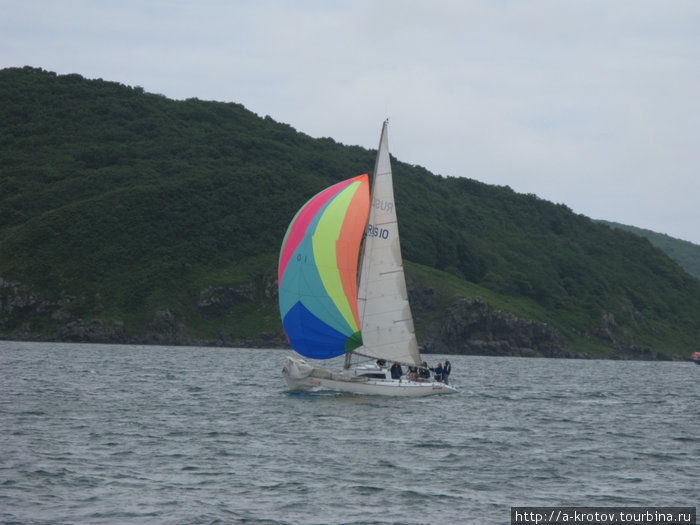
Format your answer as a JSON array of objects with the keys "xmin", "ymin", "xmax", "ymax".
[{"xmin": 1, "ymin": 343, "xmax": 698, "ymax": 524}]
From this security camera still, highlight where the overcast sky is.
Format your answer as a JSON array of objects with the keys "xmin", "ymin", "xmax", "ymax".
[{"xmin": 4, "ymin": 1, "xmax": 699, "ymax": 244}]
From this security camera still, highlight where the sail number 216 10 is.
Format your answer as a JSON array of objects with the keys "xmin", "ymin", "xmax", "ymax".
[{"xmin": 367, "ymin": 223, "xmax": 390, "ymax": 239}]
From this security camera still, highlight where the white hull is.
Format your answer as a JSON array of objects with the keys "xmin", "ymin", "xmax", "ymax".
[{"xmin": 282, "ymin": 356, "xmax": 457, "ymax": 397}]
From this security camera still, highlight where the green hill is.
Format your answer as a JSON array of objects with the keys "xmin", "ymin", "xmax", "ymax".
[{"xmin": 2, "ymin": 66, "xmax": 699, "ymax": 359}]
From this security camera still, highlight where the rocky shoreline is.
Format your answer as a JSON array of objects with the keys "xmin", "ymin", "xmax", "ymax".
[
  {"xmin": 0, "ymin": 276, "xmax": 684, "ymax": 361},
  {"xmin": 1, "ymin": 306, "xmax": 679, "ymax": 362}
]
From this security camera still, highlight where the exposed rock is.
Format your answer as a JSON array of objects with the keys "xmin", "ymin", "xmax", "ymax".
[
  {"xmin": 419, "ymin": 297, "xmax": 573, "ymax": 358},
  {"xmin": 409, "ymin": 284, "xmax": 441, "ymax": 316},
  {"xmin": 0, "ymin": 277, "xmax": 64, "ymax": 317},
  {"xmin": 59, "ymin": 318, "xmax": 127, "ymax": 343},
  {"xmin": 197, "ymin": 284, "xmax": 255, "ymax": 317},
  {"xmin": 143, "ymin": 309, "xmax": 193, "ymax": 345},
  {"xmin": 51, "ymin": 310, "xmax": 73, "ymax": 324},
  {"xmin": 197, "ymin": 276, "xmax": 279, "ymax": 318},
  {"xmin": 263, "ymin": 276, "xmax": 279, "ymax": 302},
  {"xmin": 627, "ymin": 346, "xmax": 653, "ymax": 360}
]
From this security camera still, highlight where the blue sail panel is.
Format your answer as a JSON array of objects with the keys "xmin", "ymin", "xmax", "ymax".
[{"xmin": 282, "ymin": 301, "xmax": 348, "ymax": 359}]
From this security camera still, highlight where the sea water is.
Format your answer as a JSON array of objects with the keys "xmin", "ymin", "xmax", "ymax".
[{"xmin": 1, "ymin": 341, "xmax": 698, "ymax": 524}]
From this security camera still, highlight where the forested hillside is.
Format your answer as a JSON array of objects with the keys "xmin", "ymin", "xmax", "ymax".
[
  {"xmin": 598, "ymin": 220, "xmax": 700, "ymax": 280},
  {"xmin": 2, "ymin": 67, "xmax": 699, "ymax": 359}
]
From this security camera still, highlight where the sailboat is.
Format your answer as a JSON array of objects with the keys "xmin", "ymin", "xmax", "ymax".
[{"xmin": 278, "ymin": 121, "xmax": 457, "ymax": 396}]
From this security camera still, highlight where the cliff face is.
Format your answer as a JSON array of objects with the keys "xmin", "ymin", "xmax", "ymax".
[
  {"xmin": 421, "ymin": 297, "xmax": 573, "ymax": 358},
  {"xmin": 408, "ymin": 284, "xmax": 662, "ymax": 360},
  {"xmin": 406, "ymin": 281, "xmax": 577, "ymax": 358}
]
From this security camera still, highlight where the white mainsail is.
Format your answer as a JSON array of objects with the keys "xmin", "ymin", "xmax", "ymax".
[{"xmin": 356, "ymin": 121, "xmax": 422, "ymax": 366}]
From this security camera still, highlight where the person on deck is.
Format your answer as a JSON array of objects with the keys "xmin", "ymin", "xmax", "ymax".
[
  {"xmin": 434, "ymin": 362, "xmax": 444, "ymax": 382},
  {"xmin": 419, "ymin": 361, "xmax": 431, "ymax": 381},
  {"xmin": 443, "ymin": 358, "xmax": 452, "ymax": 385},
  {"xmin": 390, "ymin": 362, "xmax": 403, "ymax": 379}
]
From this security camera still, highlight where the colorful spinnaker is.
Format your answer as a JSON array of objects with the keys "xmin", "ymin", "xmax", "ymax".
[{"xmin": 278, "ymin": 174, "xmax": 370, "ymax": 359}]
